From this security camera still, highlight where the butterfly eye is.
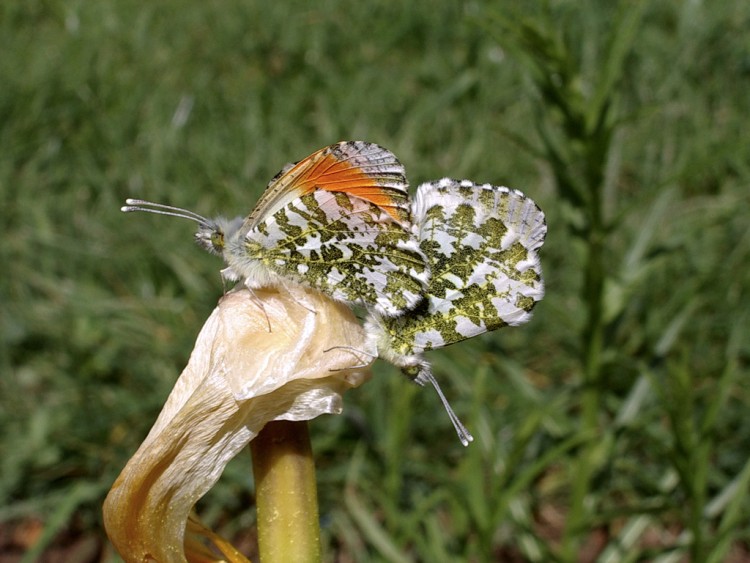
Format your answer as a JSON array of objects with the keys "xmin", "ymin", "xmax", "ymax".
[
  {"xmin": 401, "ymin": 365, "xmax": 421, "ymax": 380},
  {"xmin": 210, "ymin": 231, "xmax": 225, "ymax": 252}
]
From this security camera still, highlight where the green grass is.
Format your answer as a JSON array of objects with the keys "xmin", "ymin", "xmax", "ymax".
[{"xmin": 2, "ymin": 0, "xmax": 749, "ymax": 560}]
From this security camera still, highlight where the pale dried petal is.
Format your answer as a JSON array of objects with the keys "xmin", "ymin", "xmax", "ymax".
[{"xmin": 104, "ymin": 287, "xmax": 371, "ymax": 562}]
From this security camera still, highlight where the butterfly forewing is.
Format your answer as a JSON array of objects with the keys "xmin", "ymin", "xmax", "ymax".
[
  {"xmin": 244, "ymin": 141, "xmax": 411, "ymax": 232},
  {"xmin": 245, "ymin": 190, "xmax": 429, "ymax": 316},
  {"xmin": 387, "ymin": 178, "xmax": 546, "ymax": 353}
]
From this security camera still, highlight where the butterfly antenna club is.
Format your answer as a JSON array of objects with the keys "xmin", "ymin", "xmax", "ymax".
[{"xmin": 414, "ymin": 368, "xmax": 474, "ymax": 446}]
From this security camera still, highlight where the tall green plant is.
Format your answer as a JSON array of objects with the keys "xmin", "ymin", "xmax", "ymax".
[{"xmin": 486, "ymin": 2, "xmax": 645, "ymax": 559}]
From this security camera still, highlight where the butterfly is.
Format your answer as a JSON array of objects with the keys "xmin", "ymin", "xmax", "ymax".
[
  {"xmin": 363, "ymin": 178, "xmax": 547, "ymax": 445},
  {"xmin": 122, "ymin": 141, "xmax": 430, "ymax": 316}
]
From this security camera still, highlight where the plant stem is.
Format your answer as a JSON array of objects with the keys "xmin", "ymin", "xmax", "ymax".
[
  {"xmin": 251, "ymin": 420, "xmax": 322, "ymax": 563},
  {"xmin": 562, "ymin": 216, "xmax": 605, "ymax": 560}
]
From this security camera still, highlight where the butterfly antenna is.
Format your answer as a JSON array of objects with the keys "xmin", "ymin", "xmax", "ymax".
[
  {"xmin": 415, "ymin": 369, "xmax": 474, "ymax": 446},
  {"xmin": 121, "ymin": 199, "xmax": 211, "ymax": 226}
]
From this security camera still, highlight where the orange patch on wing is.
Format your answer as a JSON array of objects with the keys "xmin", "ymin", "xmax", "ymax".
[{"xmin": 290, "ymin": 150, "xmax": 406, "ymax": 221}]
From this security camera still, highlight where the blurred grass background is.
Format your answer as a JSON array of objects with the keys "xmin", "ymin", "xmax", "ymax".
[{"xmin": 2, "ymin": 0, "xmax": 749, "ymax": 561}]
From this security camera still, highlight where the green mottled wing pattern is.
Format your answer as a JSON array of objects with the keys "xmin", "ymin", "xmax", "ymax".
[
  {"xmin": 244, "ymin": 189, "xmax": 430, "ymax": 316},
  {"xmin": 382, "ymin": 178, "xmax": 546, "ymax": 356}
]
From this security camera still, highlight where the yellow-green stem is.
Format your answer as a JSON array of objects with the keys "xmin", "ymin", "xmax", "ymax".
[{"xmin": 251, "ymin": 420, "xmax": 322, "ymax": 563}]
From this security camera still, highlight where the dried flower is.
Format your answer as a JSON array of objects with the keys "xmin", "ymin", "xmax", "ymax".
[{"xmin": 104, "ymin": 286, "xmax": 371, "ymax": 562}]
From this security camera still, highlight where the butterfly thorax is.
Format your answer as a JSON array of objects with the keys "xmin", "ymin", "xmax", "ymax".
[
  {"xmin": 193, "ymin": 216, "xmax": 278, "ymax": 287},
  {"xmin": 222, "ymin": 229, "xmax": 280, "ymax": 288}
]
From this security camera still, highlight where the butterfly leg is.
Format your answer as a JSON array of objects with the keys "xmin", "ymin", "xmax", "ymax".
[
  {"xmin": 220, "ymin": 266, "xmax": 241, "ymax": 293},
  {"xmin": 282, "ymin": 283, "xmax": 320, "ymax": 315},
  {"xmin": 323, "ymin": 345, "xmax": 376, "ymax": 370},
  {"xmin": 240, "ymin": 286, "xmax": 272, "ymax": 332}
]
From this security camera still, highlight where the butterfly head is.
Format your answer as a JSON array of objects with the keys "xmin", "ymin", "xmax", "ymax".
[
  {"xmin": 194, "ymin": 216, "xmax": 243, "ymax": 256},
  {"xmin": 400, "ymin": 360, "xmax": 429, "ymax": 383}
]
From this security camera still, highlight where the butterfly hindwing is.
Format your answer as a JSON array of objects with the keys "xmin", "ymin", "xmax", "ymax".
[{"xmin": 385, "ymin": 178, "xmax": 546, "ymax": 354}]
